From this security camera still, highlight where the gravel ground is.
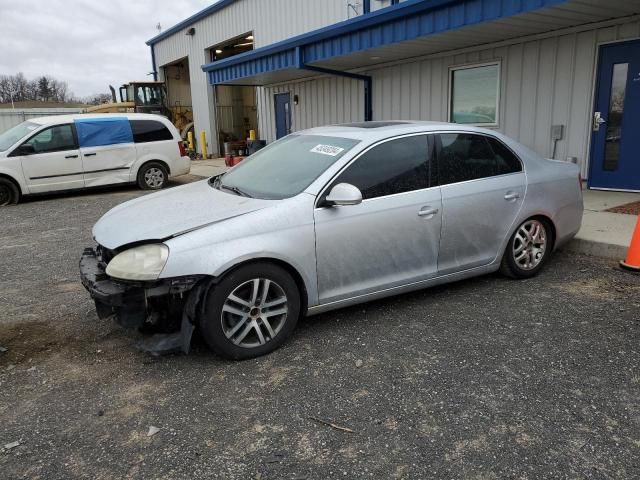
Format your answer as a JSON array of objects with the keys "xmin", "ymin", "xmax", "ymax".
[{"xmin": 1, "ymin": 180, "xmax": 640, "ymax": 479}]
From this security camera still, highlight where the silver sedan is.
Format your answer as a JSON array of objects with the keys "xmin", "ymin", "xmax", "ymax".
[{"xmin": 80, "ymin": 121, "xmax": 583, "ymax": 359}]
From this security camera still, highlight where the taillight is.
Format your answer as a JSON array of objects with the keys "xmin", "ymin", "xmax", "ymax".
[{"xmin": 178, "ymin": 141, "xmax": 186, "ymax": 157}]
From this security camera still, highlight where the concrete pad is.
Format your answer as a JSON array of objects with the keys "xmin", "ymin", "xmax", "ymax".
[
  {"xmin": 564, "ymin": 202, "xmax": 638, "ymax": 260},
  {"xmin": 582, "ymin": 189, "xmax": 640, "ymax": 212},
  {"xmin": 190, "ymin": 158, "xmax": 228, "ymax": 178}
]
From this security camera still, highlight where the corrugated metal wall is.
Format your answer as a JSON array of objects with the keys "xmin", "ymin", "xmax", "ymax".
[
  {"xmin": 257, "ymin": 77, "xmax": 364, "ymax": 141},
  {"xmin": 258, "ymin": 18, "xmax": 640, "ymax": 178},
  {"xmin": 0, "ymin": 108, "xmax": 83, "ymax": 134},
  {"xmin": 152, "ymin": 0, "xmax": 350, "ymax": 154}
]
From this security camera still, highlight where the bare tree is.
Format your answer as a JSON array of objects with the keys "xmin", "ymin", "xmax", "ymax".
[{"xmin": 0, "ymin": 73, "xmax": 99, "ymax": 105}]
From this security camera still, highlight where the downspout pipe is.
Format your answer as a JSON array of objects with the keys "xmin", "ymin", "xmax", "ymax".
[
  {"xmin": 295, "ymin": 47, "xmax": 372, "ymax": 121},
  {"xmin": 150, "ymin": 44, "xmax": 158, "ymax": 81}
]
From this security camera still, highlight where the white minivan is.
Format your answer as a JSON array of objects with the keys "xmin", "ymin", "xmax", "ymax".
[{"xmin": 0, "ymin": 113, "xmax": 191, "ymax": 205}]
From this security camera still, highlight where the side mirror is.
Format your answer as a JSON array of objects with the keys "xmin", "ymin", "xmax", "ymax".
[
  {"xmin": 11, "ymin": 144, "xmax": 35, "ymax": 156},
  {"xmin": 325, "ymin": 183, "xmax": 363, "ymax": 206}
]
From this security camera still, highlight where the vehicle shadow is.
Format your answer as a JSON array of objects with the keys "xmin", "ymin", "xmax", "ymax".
[{"xmin": 184, "ymin": 271, "xmax": 507, "ymax": 362}]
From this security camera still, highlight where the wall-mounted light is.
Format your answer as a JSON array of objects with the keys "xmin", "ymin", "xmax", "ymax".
[
  {"xmin": 246, "ymin": 35, "xmax": 254, "ymax": 40},
  {"xmin": 293, "ymin": 94, "xmax": 299, "ymax": 105},
  {"xmin": 186, "ymin": 27, "xmax": 195, "ymax": 36},
  {"xmin": 215, "ymin": 49, "xmax": 223, "ymax": 54}
]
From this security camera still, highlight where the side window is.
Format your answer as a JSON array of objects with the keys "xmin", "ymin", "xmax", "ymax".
[
  {"xmin": 486, "ymin": 137, "xmax": 522, "ymax": 174},
  {"xmin": 438, "ymin": 133, "xmax": 498, "ymax": 185},
  {"xmin": 22, "ymin": 125, "xmax": 76, "ymax": 154},
  {"xmin": 333, "ymin": 135, "xmax": 429, "ymax": 200},
  {"xmin": 130, "ymin": 120, "xmax": 173, "ymax": 143}
]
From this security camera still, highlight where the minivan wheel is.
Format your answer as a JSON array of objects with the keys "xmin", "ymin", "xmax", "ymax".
[
  {"xmin": 501, "ymin": 218, "xmax": 552, "ymax": 279},
  {"xmin": 137, "ymin": 162, "xmax": 168, "ymax": 190},
  {"xmin": 0, "ymin": 178, "xmax": 19, "ymax": 206},
  {"xmin": 200, "ymin": 262, "xmax": 301, "ymax": 360}
]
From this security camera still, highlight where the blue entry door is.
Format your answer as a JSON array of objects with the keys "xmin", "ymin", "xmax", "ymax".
[
  {"xmin": 274, "ymin": 93, "xmax": 291, "ymax": 139},
  {"xmin": 589, "ymin": 40, "xmax": 640, "ymax": 191}
]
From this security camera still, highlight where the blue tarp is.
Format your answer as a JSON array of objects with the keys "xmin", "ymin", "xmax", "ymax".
[{"xmin": 74, "ymin": 117, "xmax": 133, "ymax": 148}]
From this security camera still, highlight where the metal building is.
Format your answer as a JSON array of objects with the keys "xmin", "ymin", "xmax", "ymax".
[{"xmin": 147, "ymin": 0, "xmax": 640, "ymax": 192}]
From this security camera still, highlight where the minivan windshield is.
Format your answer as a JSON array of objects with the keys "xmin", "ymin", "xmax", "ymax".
[
  {"xmin": 0, "ymin": 121, "xmax": 39, "ymax": 151},
  {"xmin": 214, "ymin": 134, "xmax": 360, "ymax": 200}
]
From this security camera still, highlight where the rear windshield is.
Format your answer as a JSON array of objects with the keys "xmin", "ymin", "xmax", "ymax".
[
  {"xmin": 215, "ymin": 134, "xmax": 360, "ymax": 200},
  {"xmin": 0, "ymin": 121, "xmax": 39, "ymax": 151}
]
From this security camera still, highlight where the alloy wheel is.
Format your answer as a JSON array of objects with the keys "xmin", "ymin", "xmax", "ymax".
[
  {"xmin": 144, "ymin": 167, "xmax": 165, "ymax": 188},
  {"xmin": 513, "ymin": 219, "xmax": 547, "ymax": 270},
  {"xmin": 221, "ymin": 278, "xmax": 288, "ymax": 348}
]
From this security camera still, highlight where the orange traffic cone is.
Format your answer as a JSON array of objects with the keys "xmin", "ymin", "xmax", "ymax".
[{"xmin": 620, "ymin": 214, "xmax": 640, "ymax": 273}]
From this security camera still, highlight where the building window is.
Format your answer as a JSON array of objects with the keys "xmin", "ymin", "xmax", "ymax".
[{"xmin": 449, "ymin": 62, "xmax": 500, "ymax": 126}]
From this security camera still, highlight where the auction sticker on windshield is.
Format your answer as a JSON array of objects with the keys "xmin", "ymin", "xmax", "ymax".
[{"xmin": 310, "ymin": 144, "xmax": 345, "ymax": 157}]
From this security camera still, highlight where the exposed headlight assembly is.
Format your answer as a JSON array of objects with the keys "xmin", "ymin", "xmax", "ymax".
[{"xmin": 105, "ymin": 244, "xmax": 169, "ymax": 281}]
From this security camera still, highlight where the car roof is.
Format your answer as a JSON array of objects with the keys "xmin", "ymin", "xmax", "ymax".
[
  {"xmin": 27, "ymin": 113, "xmax": 171, "ymax": 126},
  {"xmin": 300, "ymin": 121, "xmax": 501, "ymax": 141}
]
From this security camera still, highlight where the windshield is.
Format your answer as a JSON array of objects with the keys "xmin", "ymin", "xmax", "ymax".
[
  {"xmin": 134, "ymin": 85, "xmax": 163, "ymax": 106},
  {"xmin": 215, "ymin": 134, "xmax": 360, "ymax": 199},
  {"xmin": 0, "ymin": 121, "xmax": 39, "ymax": 151}
]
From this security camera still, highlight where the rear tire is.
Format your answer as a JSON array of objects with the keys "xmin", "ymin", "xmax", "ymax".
[
  {"xmin": 500, "ymin": 218, "xmax": 553, "ymax": 279},
  {"xmin": 199, "ymin": 262, "xmax": 301, "ymax": 360},
  {"xmin": 0, "ymin": 178, "xmax": 19, "ymax": 206},
  {"xmin": 137, "ymin": 162, "xmax": 168, "ymax": 190}
]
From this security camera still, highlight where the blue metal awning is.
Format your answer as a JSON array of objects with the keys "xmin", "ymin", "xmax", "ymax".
[{"xmin": 201, "ymin": 0, "xmax": 574, "ymax": 86}]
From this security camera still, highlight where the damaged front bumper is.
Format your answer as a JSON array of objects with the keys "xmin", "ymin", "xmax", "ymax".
[{"xmin": 79, "ymin": 247, "xmax": 208, "ymax": 354}]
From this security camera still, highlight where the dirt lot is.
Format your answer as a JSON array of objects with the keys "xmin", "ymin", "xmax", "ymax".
[{"xmin": 1, "ymin": 180, "xmax": 640, "ymax": 479}]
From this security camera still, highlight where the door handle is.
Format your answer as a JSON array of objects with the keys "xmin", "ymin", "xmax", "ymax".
[
  {"xmin": 84, "ymin": 153, "xmax": 97, "ymax": 157},
  {"xmin": 418, "ymin": 207, "xmax": 439, "ymax": 218},
  {"xmin": 65, "ymin": 154, "xmax": 78, "ymax": 159},
  {"xmin": 504, "ymin": 192, "xmax": 520, "ymax": 201},
  {"xmin": 593, "ymin": 111, "xmax": 606, "ymax": 132}
]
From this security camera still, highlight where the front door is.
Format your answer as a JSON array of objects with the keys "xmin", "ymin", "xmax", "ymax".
[
  {"xmin": 589, "ymin": 39, "xmax": 640, "ymax": 191},
  {"xmin": 16, "ymin": 123, "xmax": 84, "ymax": 193},
  {"xmin": 314, "ymin": 134, "xmax": 442, "ymax": 304},
  {"xmin": 274, "ymin": 93, "xmax": 291, "ymax": 139}
]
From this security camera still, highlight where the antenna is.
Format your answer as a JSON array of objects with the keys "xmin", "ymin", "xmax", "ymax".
[
  {"xmin": 156, "ymin": 22, "xmax": 162, "ymax": 32},
  {"xmin": 347, "ymin": 2, "xmax": 361, "ymax": 18}
]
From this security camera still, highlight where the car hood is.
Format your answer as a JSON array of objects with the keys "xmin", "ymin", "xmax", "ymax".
[{"xmin": 93, "ymin": 179, "xmax": 273, "ymax": 250}]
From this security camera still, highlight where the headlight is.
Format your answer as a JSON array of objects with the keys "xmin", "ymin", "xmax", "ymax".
[{"xmin": 105, "ymin": 244, "xmax": 169, "ymax": 281}]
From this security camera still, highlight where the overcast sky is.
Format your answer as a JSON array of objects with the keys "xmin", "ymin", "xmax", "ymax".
[{"xmin": 0, "ymin": 0, "xmax": 214, "ymax": 98}]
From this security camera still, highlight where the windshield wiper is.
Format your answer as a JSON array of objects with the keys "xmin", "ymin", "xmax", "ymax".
[{"xmin": 220, "ymin": 183, "xmax": 252, "ymax": 198}]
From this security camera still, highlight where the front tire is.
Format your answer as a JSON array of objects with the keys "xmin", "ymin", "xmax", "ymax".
[
  {"xmin": 200, "ymin": 263, "xmax": 301, "ymax": 360},
  {"xmin": 500, "ymin": 218, "xmax": 552, "ymax": 279},
  {"xmin": 137, "ymin": 162, "xmax": 168, "ymax": 190},
  {"xmin": 0, "ymin": 178, "xmax": 19, "ymax": 206}
]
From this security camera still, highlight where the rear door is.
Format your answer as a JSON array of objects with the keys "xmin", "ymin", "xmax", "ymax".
[
  {"xmin": 436, "ymin": 132, "xmax": 525, "ymax": 274},
  {"xmin": 14, "ymin": 123, "xmax": 84, "ymax": 193},
  {"xmin": 76, "ymin": 117, "xmax": 136, "ymax": 187}
]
